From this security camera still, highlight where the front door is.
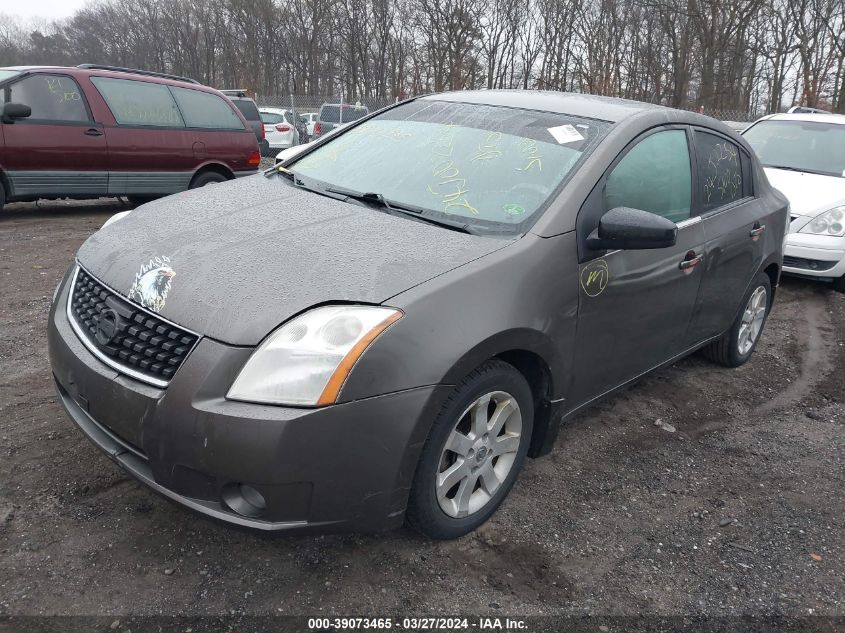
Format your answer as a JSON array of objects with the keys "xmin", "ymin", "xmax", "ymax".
[
  {"xmin": 2, "ymin": 73, "xmax": 108, "ymax": 198},
  {"xmin": 568, "ymin": 127, "xmax": 706, "ymax": 409}
]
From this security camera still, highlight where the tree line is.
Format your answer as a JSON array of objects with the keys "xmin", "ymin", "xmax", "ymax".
[{"xmin": 2, "ymin": 0, "xmax": 845, "ymax": 115}]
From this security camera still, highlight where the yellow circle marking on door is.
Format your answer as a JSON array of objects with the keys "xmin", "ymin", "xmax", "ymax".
[{"xmin": 580, "ymin": 259, "xmax": 609, "ymax": 297}]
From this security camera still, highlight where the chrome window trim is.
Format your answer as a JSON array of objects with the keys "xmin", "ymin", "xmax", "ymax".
[
  {"xmin": 65, "ymin": 263, "xmax": 201, "ymax": 388},
  {"xmin": 676, "ymin": 216, "xmax": 701, "ymax": 229}
]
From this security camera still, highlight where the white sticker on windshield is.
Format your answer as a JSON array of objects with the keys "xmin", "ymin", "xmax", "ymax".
[{"xmin": 547, "ymin": 124, "xmax": 584, "ymax": 145}]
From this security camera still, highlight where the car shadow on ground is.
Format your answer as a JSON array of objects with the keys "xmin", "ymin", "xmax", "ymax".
[{"xmin": 1, "ymin": 198, "xmax": 134, "ymax": 222}]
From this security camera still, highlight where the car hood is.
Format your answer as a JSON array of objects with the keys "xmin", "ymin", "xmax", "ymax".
[
  {"xmin": 764, "ymin": 167, "xmax": 845, "ymax": 217},
  {"xmin": 77, "ymin": 174, "xmax": 510, "ymax": 345}
]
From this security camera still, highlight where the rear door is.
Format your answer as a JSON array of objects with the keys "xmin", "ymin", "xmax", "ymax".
[
  {"xmin": 686, "ymin": 129, "xmax": 770, "ymax": 342},
  {"xmin": 567, "ymin": 127, "xmax": 707, "ymax": 408},
  {"xmin": 89, "ymin": 76, "xmax": 195, "ymax": 195},
  {"xmin": 2, "ymin": 72, "xmax": 108, "ymax": 198}
]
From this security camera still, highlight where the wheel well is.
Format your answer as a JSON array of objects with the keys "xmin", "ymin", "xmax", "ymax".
[
  {"xmin": 192, "ymin": 163, "xmax": 234, "ymax": 185},
  {"xmin": 495, "ymin": 350, "xmax": 555, "ymax": 459},
  {"xmin": 764, "ymin": 262, "xmax": 780, "ymax": 302}
]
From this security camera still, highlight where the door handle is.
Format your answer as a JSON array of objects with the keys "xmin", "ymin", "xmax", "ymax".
[
  {"xmin": 679, "ymin": 251, "xmax": 703, "ymax": 271},
  {"xmin": 749, "ymin": 224, "xmax": 766, "ymax": 239},
  {"xmin": 84, "ymin": 128, "xmax": 103, "ymax": 136}
]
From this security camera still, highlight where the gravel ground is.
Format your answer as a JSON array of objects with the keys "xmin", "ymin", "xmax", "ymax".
[{"xmin": 0, "ymin": 195, "xmax": 843, "ymax": 624}]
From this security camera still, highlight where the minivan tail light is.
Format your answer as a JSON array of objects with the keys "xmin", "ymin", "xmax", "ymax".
[
  {"xmin": 314, "ymin": 122, "xmax": 322, "ymax": 136},
  {"xmin": 275, "ymin": 124, "xmax": 291, "ymax": 132},
  {"xmin": 247, "ymin": 150, "xmax": 261, "ymax": 166}
]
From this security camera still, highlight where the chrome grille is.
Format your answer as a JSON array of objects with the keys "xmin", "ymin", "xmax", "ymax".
[{"xmin": 67, "ymin": 266, "xmax": 198, "ymax": 386}]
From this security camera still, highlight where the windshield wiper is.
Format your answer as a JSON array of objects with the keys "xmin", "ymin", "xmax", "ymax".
[{"xmin": 324, "ymin": 186, "xmax": 473, "ymax": 234}]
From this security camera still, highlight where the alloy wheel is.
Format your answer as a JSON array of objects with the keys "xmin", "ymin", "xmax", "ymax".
[
  {"xmin": 738, "ymin": 285, "xmax": 767, "ymax": 355},
  {"xmin": 435, "ymin": 391, "xmax": 523, "ymax": 518}
]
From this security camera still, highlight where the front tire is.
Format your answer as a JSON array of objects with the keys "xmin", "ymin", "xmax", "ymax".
[
  {"xmin": 702, "ymin": 272, "xmax": 772, "ymax": 367},
  {"xmin": 406, "ymin": 360, "xmax": 534, "ymax": 539}
]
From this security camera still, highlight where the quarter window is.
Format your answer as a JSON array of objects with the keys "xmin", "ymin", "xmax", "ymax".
[
  {"xmin": 604, "ymin": 129, "xmax": 692, "ymax": 223},
  {"xmin": 91, "ymin": 77, "xmax": 184, "ymax": 127},
  {"xmin": 170, "ymin": 87, "xmax": 244, "ymax": 129},
  {"xmin": 695, "ymin": 131, "xmax": 746, "ymax": 212},
  {"xmin": 8, "ymin": 74, "xmax": 88, "ymax": 122}
]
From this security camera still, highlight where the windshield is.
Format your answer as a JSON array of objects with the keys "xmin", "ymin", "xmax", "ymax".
[
  {"xmin": 290, "ymin": 100, "xmax": 609, "ymax": 233},
  {"xmin": 0, "ymin": 70, "xmax": 20, "ymax": 83},
  {"xmin": 743, "ymin": 119, "xmax": 845, "ymax": 177}
]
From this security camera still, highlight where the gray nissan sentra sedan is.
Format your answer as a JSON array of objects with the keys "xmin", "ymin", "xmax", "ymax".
[{"xmin": 48, "ymin": 91, "xmax": 788, "ymax": 539}]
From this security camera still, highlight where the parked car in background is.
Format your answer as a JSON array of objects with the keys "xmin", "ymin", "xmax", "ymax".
[
  {"xmin": 295, "ymin": 114, "xmax": 309, "ymax": 144},
  {"xmin": 743, "ymin": 111, "xmax": 845, "ymax": 291},
  {"xmin": 221, "ymin": 90, "xmax": 269, "ymax": 156},
  {"xmin": 50, "ymin": 91, "xmax": 787, "ymax": 539},
  {"xmin": 274, "ymin": 125, "xmax": 343, "ymax": 164},
  {"xmin": 0, "ymin": 65, "xmax": 260, "ymax": 209},
  {"xmin": 722, "ymin": 121, "xmax": 748, "ymax": 133},
  {"xmin": 302, "ymin": 112, "xmax": 318, "ymax": 137},
  {"xmin": 314, "ymin": 102, "xmax": 369, "ymax": 137},
  {"xmin": 259, "ymin": 108, "xmax": 300, "ymax": 154}
]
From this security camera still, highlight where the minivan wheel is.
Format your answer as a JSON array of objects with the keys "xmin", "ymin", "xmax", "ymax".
[
  {"xmin": 190, "ymin": 171, "xmax": 228, "ymax": 189},
  {"xmin": 702, "ymin": 272, "xmax": 772, "ymax": 368},
  {"xmin": 406, "ymin": 360, "xmax": 534, "ymax": 539}
]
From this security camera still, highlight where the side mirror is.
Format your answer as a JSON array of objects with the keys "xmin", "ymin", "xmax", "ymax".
[
  {"xmin": 2, "ymin": 102, "xmax": 31, "ymax": 123},
  {"xmin": 587, "ymin": 206, "xmax": 678, "ymax": 250}
]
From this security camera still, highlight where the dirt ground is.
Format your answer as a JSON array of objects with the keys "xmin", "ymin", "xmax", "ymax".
[{"xmin": 0, "ymin": 195, "xmax": 843, "ymax": 624}]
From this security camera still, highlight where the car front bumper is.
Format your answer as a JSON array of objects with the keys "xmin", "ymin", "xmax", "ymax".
[
  {"xmin": 782, "ymin": 230, "xmax": 845, "ymax": 280},
  {"xmin": 47, "ymin": 270, "xmax": 447, "ymax": 533}
]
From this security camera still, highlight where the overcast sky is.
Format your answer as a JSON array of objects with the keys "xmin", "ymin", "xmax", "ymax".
[{"xmin": 0, "ymin": 0, "xmax": 88, "ymax": 21}]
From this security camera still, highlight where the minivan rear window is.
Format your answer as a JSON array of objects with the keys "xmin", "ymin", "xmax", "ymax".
[
  {"xmin": 171, "ymin": 86, "xmax": 245, "ymax": 130},
  {"xmin": 232, "ymin": 99, "xmax": 260, "ymax": 121},
  {"xmin": 92, "ymin": 77, "xmax": 184, "ymax": 127}
]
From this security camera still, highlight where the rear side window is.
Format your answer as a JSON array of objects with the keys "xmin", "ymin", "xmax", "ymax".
[
  {"xmin": 694, "ymin": 131, "xmax": 747, "ymax": 212},
  {"xmin": 170, "ymin": 87, "xmax": 244, "ymax": 129},
  {"xmin": 9, "ymin": 74, "xmax": 88, "ymax": 122},
  {"xmin": 232, "ymin": 99, "xmax": 260, "ymax": 121},
  {"xmin": 604, "ymin": 129, "xmax": 692, "ymax": 223},
  {"xmin": 91, "ymin": 77, "xmax": 183, "ymax": 127}
]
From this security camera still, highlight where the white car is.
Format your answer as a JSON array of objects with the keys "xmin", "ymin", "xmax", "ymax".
[
  {"xmin": 259, "ymin": 108, "xmax": 299, "ymax": 151},
  {"xmin": 302, "ymin": 112, "xmax": 318, "ymax": 137},
  {"xmin": 743, "ymin": 112, "xmax": 845, "ymax": 291}
]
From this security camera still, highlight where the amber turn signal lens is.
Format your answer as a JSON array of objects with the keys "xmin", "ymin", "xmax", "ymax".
[{"xmin": 316, "ymin": 311, "xmax": 403, "ymax": 406}]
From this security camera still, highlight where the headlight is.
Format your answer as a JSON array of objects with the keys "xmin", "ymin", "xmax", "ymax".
[
  {"xmin": 101, "ymin": 210, "xmax": 131, "ymax": 230},
  {"xmin": 799, "ymin": 206, "xmax": 845, "ymax": 237},
  {"xmin": 227, "ymin": 305, "xmax": 402, "ymax": 406}
]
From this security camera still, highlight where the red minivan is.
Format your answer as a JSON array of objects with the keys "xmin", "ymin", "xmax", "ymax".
[{"xmin": 0, "ymin": 64, "xmax": 261, "ymax": 209}]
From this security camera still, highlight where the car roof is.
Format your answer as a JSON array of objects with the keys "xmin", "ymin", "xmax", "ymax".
[
  {"xmin": 756, "ymin": 112, "xmax": 845, "ymax": 126},
  {"xmin": 422, "ymin": 89, "xmax": 665, "ymax": 123},
  {"xmin": 0, "ymin": 64, "xmax": 207, "ymax": 90}
]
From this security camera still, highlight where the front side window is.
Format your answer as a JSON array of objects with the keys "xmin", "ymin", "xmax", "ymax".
[
  {"xmin": 743, "ymin": 118, "xmax": 845, "ymax": 178},
  {"xmin": 8, "ymin": 74, "xmax": 88, "ymax": 122},
  {"xmin": 695, "ymin": 131, "xmax": 745, "ymax": 212},
  {"xmin": 604, "ymin": 129, "xmax": 691, "ymax": 223},
  {"xmin": 170, "ymin": 86, "xmax": 244, "ymax": 129},
  {"xmin": 290, "ymin": 100, "xmax": 610, "ymax": 233},
  {"xmin": 91, "ymin": 77, "xmax": 183, "ymax": 127}
]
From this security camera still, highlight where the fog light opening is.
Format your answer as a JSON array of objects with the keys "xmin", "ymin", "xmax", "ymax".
[{"xmin": 221, "ymin": 483, "xmax": 267, "ymax": 518}]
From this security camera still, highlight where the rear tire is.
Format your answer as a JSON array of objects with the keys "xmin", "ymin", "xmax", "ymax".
[
  {"xmin": 406, "ymin": 360, "xmax": 534, "ymax": 540},
  {"xmin": 189, "ymin": 171, "xmax": 228, "ymax": 189},
  {"xmin": 701, "ymin": 272, "xmax": 772, "ymax": 367}
]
